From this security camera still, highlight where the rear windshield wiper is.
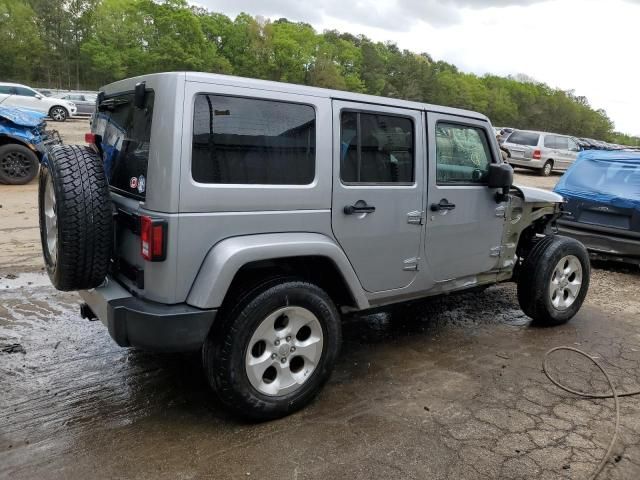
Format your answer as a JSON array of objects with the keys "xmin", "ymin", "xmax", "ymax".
[{"xmin": 98, "ymin": 98, "xmax": 130, "ymax": 112}]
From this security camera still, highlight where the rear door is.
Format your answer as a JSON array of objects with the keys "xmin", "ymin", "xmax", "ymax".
[
  {"xmin": 425, "ymin": 113, "xmax": 507, "ymax": 281},
  {"xmin": 543, "ymin": 134, "xmax": 559, "ymax": 162},
  {"xmin": 331, "ymin": 101, "xmax": 424, "ymax": 292}
]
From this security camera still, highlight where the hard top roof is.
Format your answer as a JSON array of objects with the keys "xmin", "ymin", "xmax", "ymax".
[{"xmin": 102, "ymin": 71, "xmax": 489, "ymax": 121}]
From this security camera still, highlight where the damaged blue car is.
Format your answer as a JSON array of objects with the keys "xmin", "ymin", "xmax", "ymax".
[
  {"xmin": 0, "ymin": 106, "xmax": 62, "ymax": 184},
  {"xmin": 555, "ymin": 150, "xmax": 640, "ymax": 265}
]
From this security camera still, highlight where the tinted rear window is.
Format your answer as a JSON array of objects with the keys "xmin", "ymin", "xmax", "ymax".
[
  {"xmin": 93, "ymin": 91, "xmax": 154, "ymax": 199},
  {"xmin": 192, "ymin": 94, "xmax": 315, "ymax": 184},
  {"xmin": 507, "ymin": 131, "xmax": 539, "ymax": 146}
]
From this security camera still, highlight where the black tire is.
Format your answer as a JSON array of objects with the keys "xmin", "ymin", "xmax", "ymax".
[
  {"xmin": 38, "ymin": 145, "xmax": 113, "ymax": 291},
  {"xmin": 540, "ymin": 160, "xmax": 553, "ymax": 176},
  {"xmin": 49, "ymin": 106, "xmax": 68, "ymax": 122},
  {"xmin": 203, "ymin": 278, "xmax": 341, "ymax": 421},
  {"xmin": 0, "ymin": 144, "xmax": 39, "ymax": 185},
  {"xmin": 517, "ymin": 235, "xmax": 590, "ymax": 326}
]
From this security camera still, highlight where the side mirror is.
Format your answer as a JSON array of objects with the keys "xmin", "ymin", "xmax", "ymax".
[
  {"xmin": 35, "ymin": 94, "xmax": 43, "ymax": 100},
  {"xmin": 487, "ymin": 163, "xmax": 513, "ymax": 202},
  {"xmin": 487, "ymin": 163, "xmax": 513, "ymax": 189}
]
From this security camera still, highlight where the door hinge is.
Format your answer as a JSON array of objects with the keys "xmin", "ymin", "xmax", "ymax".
[
  {"xmin": 407, "ymin": 210, "xmax": 424, "ymax": 225},
  {"xmin": 490, "ymin": 246, "xmax": 504, "ymax": 257},
  {"xmin": 403, "ymin": 257, "xmax": 420, "ymax": 271},
  {"xmin": 495, "ymin": 205, "xmax": 507, "ymax": 218}
]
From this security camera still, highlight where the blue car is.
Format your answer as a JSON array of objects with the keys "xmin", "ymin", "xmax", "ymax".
[
  {"xmin": 554, "ymin": 150, "xmax": 640, "ymax": 265},
  {"xmin": 0, "ymin": 106, "xmax": 62, "ymax": 184}
]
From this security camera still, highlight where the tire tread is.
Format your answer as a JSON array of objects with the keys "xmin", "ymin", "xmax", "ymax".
[{"xmin": 39, "ymin": 145, "xmax": 113, "ymax": 290}]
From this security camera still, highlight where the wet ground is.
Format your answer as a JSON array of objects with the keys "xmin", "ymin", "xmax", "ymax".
[
  {"xmin": 2, "ymin": 268, "xmax": 640, "ymax": 480},
  {"xmin": 2, "ymin": 120, "xmax": 640, "ymax": 478}
]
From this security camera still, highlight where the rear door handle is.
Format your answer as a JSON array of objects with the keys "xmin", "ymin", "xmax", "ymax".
[
  {"xmin": 344, "ymin": 201, "xmax": 376, "ymax": 215},
  {"xmin": 430, "ymin": 199, "xmax": 456, "ymax": 212}
]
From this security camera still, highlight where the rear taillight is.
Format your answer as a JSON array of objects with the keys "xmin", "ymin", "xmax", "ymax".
[
  {"xmin": 140, "ymin": 215, "xmax": 167, "ymax": 262},
  {"xmin": 532, "ymin": 149, "xmax": 542, "ymax": 160}
]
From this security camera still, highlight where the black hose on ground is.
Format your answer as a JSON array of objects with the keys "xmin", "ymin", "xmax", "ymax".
[{"xmin": 543, "ymin": 346, "xmax": 640, "ymax": 480}]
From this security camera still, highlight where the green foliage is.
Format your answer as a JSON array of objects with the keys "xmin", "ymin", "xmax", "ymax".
[
  {"xmin": 0, "ymin": 0, "xmax": 43, "ymax": 82},
  {"xmin": 2, "ymin": 1, "xmax": 637, "ymax": 143}
]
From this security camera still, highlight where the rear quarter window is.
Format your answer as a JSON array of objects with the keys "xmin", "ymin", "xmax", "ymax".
[
  {"xmin": 191, "ymin": 94, "xmax": 316, "ymax": 185},
  {"xmin": 507, "ymin": 131, "xmax": 539, "ymax": 147}
]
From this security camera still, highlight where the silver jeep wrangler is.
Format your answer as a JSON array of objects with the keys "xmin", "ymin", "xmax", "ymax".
[{"xmin": 38, "ymin": 72, "xmax": 590, "ymax": 420}]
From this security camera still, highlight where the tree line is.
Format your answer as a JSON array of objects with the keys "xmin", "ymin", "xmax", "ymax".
[{"xmin": 1, "ymin": 0, "xmax": 637, "ymax": 145}]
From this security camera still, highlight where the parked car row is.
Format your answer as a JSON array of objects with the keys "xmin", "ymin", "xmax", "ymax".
[
  {"xmin": 0, "ymin": 82, "xmax": 77, "ymax": 121},
  {"xmin": 498, "ymin": 127, "xmax": 640, "ymax": 176},
  {"xmin": 0, "ymin": 82, "xmax": 97, "ymax": 121},
  {"xmin": 50, "ymin": 92, "xmax": 97, "ymax": 116},
  {"xmin": 501, "ymin": 130, "xmax": 582, "ymax": 176}
]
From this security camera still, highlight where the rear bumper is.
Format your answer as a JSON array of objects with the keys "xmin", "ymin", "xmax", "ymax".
[
  {"xmin": 80, "ymin": 276, "xmax": 216, "ymax": 352},
  {"xmin": 508, "ymin": 158, "xmax": 545, "ymax": 169},
  {"xmin": 557, "ymin": 220, "xmax": 640, "ymax": 264}
]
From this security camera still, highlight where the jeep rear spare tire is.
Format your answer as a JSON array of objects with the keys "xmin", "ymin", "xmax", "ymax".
[
  {"xmin": 39, "ymin": 145, "xmax": 113, "ymax": 291},
  {"xmin": 517, "ymin": 235, "xmax": 590, "ymax": 326}
]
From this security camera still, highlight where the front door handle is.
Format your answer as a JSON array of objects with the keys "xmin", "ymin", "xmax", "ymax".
[
  {"xmin": 430, "ymin": 199, "xmax": 456, "ymax": 212},
  {"xmin": 344, "ymin": 201, "xmax": 376, "ymax": 215}
]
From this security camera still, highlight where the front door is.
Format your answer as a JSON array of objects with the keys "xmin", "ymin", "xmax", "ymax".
[
  {"xmin": 425, "ymin": 113, "xmax": 507, "ymax": 282},
  {"xmin": 331, "ymin": 101, "xmax": 424, "ymax": 293}
]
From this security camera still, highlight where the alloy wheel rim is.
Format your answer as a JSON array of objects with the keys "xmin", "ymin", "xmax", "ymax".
[
  {"xmin": 1, "ymin": 151, "xmax": 32, "ymax": 179},
  {"xmin": 51, "ymin": 108, "xmax": 65, "ymax": 121},
  {"xmin": 549, "ymin": 255, "xmax": 582, "ymax": 311},
  {"xmin": 44, "ymin": 175, "xmax": 58, "ymax": 265},
  {"xmin": 245, "ymin": 306, "xmax": 324, "ymax": 396},
  {"xmin": 544, "ymin": 163, "xmax": 552, "ymax": 175}
]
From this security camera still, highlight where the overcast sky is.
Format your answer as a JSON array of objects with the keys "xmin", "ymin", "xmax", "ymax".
[{"xmin": 197, "ymin": 0, "xmax": 639, "ymax": 136}]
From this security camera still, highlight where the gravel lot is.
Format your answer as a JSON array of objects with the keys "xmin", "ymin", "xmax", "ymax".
[{"xmin": 1, "ymin": 120, "xmax": 639, "ymax": 479}]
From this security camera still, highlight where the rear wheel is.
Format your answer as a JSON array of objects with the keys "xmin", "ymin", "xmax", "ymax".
[
  {"xmin": 203, "ymin": 279, "xmax": 341, "ymax": 421},
  {"xmin": 0, "ymin": 144, "xmax": 39, "ymax": 185},
  {"xmin": 540, "ymin": 160, "xmax": 553, "ymax": 176},
  {"xmin": 517, "ymin": 235, "xmax": 590, "ymax": 326},
  {"xmin": 49, "ymin": 106, "xmax": 68, "ymax": 122}
]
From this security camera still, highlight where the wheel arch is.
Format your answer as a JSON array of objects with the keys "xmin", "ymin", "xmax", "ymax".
[
  {"xmin": 186, "ymin": 233, "xmax": 369, "ymax": 311},
  {"xmin": 0, "ymin": 134, "xmax": 37, "ymax": 154},
  {"xmin": 49, "ymin": 105, "xmax": 69, "ymax": 117}
]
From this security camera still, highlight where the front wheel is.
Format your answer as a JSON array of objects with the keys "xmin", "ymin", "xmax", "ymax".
[
  {"xmin": 517, "ymin": 235, "xmax": 590, "ymax": 326},
  {"xmin": 49, "ymin": 106, "xmax": 68, "ymax": 122},
  {"xmin": 203, "ymin": 279, "xmax": 341, "ymax": 421},
  {"xmin": 0, "ymin": 144, "xmax": 39, "ymax": 185}
]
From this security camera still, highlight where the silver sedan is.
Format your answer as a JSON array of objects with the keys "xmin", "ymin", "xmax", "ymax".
[{"xmin": 53, "ymin": 93, "xmax": 97, "ymax": 116}]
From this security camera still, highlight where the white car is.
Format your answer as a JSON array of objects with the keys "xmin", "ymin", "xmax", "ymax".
[{"xmin": 0, "ymin": 83, "xmax": 77, "ymax": 121}]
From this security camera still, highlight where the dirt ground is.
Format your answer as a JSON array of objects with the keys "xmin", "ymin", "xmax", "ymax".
[{"xmin": 1, "ymin": 120, "xmax": 640, "ymax": 479}]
